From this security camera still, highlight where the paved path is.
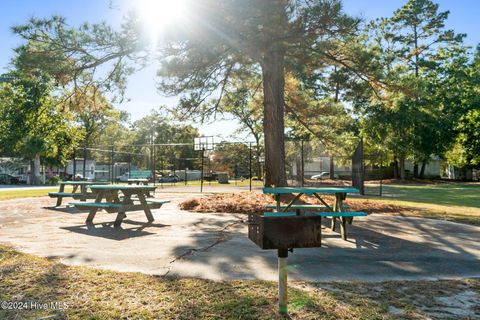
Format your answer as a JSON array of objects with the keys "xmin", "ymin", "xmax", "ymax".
[{"xmin": 0, "ymin": 195, "xmax": 479, "ymax": 281}]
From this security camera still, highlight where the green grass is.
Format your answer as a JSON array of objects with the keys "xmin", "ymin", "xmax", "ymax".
[
  {"xmin": 0, "ymin": 187, "xmax": 73, "ymax": 201},
  {"xmin": 365, "ymin": 183, "xmax": 480, "ymax": 208},
  {"xmin": 1, "ymin": 245, "xmax": 478, "ymax": 319},
  {"xmin": 159, "ymin": 179, "xmax": 264, "ymax": 187},
  {"xmin": 361, "ymin": 182, "xmax": 480, "ymax": 225}
]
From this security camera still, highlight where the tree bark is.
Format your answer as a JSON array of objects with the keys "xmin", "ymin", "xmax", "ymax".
[
  {"xmin": 329, "ymin": 156, "xmax": 335, "ymax": 179},
  {"xmin": 393, "ymin": 158, "xmax": 399, "ymax": 179},
  {"xmin": 399, "ymin": 158, "xmax": 406, "ymax": 180},
  {"xmin": 419, "ymin": 161, "xmax": 426, "ymax": 179},
  {"xmin": 413, "ymin": 163, "xmax": 419, "ymax": 178},
  {"xmin": 33, "ymin": 153, "xmax": 41, "ymax": 184},
  {"xmin": 262, "ymin": 47, "xmax": 286, "ymax": 187}
]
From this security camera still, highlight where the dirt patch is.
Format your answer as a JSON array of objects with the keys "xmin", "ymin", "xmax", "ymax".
[{"xmin": 178, "ymin": 192, "xmax": 412, "ymax": 215}]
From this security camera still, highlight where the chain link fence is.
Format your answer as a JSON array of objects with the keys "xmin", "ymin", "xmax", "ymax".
[{"xmin": 2, "ymin": 139, "xmax": 393, "ymax": 193}]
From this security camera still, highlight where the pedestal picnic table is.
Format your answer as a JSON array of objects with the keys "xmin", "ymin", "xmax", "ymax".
[
  {"xmin": 260, "ymin": 186, "xmax": 366, "ymax": 315},
  {"xmin": 70, "ymin": 185, "xmax": 169, "ymax": 227},
  {"xmin": 48, "ymin": 181, "xmax": 109, "ymax": 206},
  {"xmin": 263, "ymin": 186, "xmax": 365, "ymax": 240}
]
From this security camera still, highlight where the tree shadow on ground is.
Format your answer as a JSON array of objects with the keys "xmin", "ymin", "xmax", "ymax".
[
  {"xmin": 43, "ymin": 206, "xmax": 85, "ymax": 214},
  {"xmin": 165, "ymin": 213, "xmax": 480, "ymax": 282},
  {"xmin": 61, "ymin": 220, "xmax": 169, "ymax": 241}
]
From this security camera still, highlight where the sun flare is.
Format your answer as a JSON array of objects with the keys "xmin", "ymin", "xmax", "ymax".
[{"xmin": 136, "ymin": 0, "xmax": 187, "ymax": 43}]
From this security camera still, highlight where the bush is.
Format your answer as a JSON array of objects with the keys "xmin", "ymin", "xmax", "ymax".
[{"xmin": 48, "ymin": 176, "xmax": 61, "ymax": 186}]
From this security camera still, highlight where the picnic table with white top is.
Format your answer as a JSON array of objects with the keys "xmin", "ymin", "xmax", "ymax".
[
  {"xmin": 263, "ymin": 186, "xmax": 366, "ymax": 240},
  {"xmin": 126, "ymin": 179, "xmax": 151, "ymax": 196},
  {"xmin": 48, "ymin": 181, "xmax": 109, "ymax": 206},
  {"xmin": 70, "ymin": 185, "xmax": 169, "ymax": 227}
]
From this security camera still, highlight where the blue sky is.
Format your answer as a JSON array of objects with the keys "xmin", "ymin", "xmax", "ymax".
[{"xmin": 1, "ymin": 0, "xmax": 478, "ymax": 138}]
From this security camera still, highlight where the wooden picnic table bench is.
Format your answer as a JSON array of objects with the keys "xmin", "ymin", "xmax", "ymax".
[
  {"xmin": 263, "ymin": 187, "xmax": 366, "ymax": 240},
  {"xmin": 49, "ymin": 181, "xmax": 109, "ymax": 206},
  {"xmin": 69, "ymin": 185, "xmax": 169, "ymax": 227}
]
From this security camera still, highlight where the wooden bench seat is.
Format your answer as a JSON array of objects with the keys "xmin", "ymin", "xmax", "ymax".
[
  {"xmin": 263, "ymin": 212, "xmax": 298, "ymax": 217},
  {"xmin": 146, "ymin": 199, "xmax": 170, "ymax": 205},
  {"xmin": 263, "ymin": 211, "xmax": 364, "ymax": 217},
  {"xmin": 315, "ymin": 211, "xmax": 366, "ymax": 217},
  {"xmin": 69, "ymin": 202, "xmax": 123, "ymax": 209},
  {"xmin": 49, "ymin": 192, "xmax": 78, "ymax": 197},
  {"xmin": 265, "ymin": 204, "xmax": 350, "ymax": 209}
]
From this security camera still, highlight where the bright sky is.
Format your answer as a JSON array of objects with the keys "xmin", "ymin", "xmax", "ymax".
[{"xmin": 0, "ymin": 0, "xmax": 478, "ymax": 139}]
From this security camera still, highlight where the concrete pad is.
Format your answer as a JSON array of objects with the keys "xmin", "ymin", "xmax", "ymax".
[{"xmin": 0, "ymin": 195, "xmax": 479, "ymax": 281}]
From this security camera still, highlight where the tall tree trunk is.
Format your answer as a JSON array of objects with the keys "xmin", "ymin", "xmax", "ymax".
[
  {"xmin": 29, "ymin": 160, "xmax": 35, "ymax": 185},
  {"xmin": 262, "ymin": 47, "xmax": 286, "ymax": 187},
  {"xmin": 413, "ymin": 163, "xmax": 419, "ymax": 178},
  {"xmin": 419, "ymin": 161, "xmax": 426, "ymax": 179},
  {"xmin": 393, "ymin": 158, "xmax": 399, "ymax": 179},
  {"xmin": 399, "ymin": 158, "xmax": 406, "ymax": 180},
  {"xmin": 329, "ymin": 156, "xmax": 335, "ymax": 179},
  {"xmin": 33, "ymin": 153, "xmax": 41, "ymax": 184}
]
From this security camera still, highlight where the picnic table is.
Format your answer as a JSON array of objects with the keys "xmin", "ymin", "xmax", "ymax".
[
  {"xmin": 263, "ymin": 186, "xmax": 366, "ymax": 240},
  {"xmin": 127, "ymin": 178, "xmax": 149, "ymax": 185},
  {"xmin": 48, "ymin": 181, "xmax": 109, "ymax": 206},
  {"xmin": 70, "ymin": 185, "xmax": 169, "ymax": 227}
]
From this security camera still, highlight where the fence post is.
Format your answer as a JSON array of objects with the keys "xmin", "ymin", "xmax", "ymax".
[
  {"xmin": 110, "ymin": 147, "xmax": 114, "ymax": 184},
  {"xmin": 128, "ymin": 155, "xmax": 131, "ymax": 179},
  {"xmin": 200, "ymin": 148, "xmax": 204, "ymax": 193},
  {"xmin": 380, "ymin": 154, "xmax": 383, "ymax": 196},
  {"xmin": 249, "ymin": 142, "xmax": 252, "ymax": 191},
  {"xmin": 153, "ymin": 144, "xmax": 156, "ymax": 187},
  {"xmin": 301, "ymin": 140, "xmax": 304, "ymax": 187},
  {"xmin": 73, "ymin": 150, "xmax": 76, "ymax": 181},
  {"xmin": 82, "ymin": 146, "xmax": 87, "ymax": 180}
]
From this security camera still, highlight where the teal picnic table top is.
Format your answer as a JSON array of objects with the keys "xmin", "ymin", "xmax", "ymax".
[
  {"xmin": 59, "ymin": 181, "xmax": 109, "ymax": 185},
  {"xmin": 89, "ymin": 184, "xmax": 156, "ymax": 190},
  {"xmin": 263, "ymin": 187, "xmax": 359, "ymax": 195}
]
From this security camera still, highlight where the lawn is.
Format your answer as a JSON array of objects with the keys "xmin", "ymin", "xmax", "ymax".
[
  {"xmin": 0, "ymin": 187, "xmax": 72, "ymax": 201},
  {"xmin": 0, "ymin": 245, "xmax": 478, "ymax": 319},
  {"xmin": 158, "ymin": 179, "xmax": 264, "ymax": 187},
  {"xmin": 361, "ymin": 182, "xmax": 480, "ymax": 226},
  {"xmin": 365, "ymin": 182, "xmax": 480, "ymax": 208}
]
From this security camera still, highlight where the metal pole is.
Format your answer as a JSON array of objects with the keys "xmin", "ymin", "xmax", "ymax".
[
  {"xmin": 153, "ymin": 144, "xmax": 156, "ymax": 187},
  {"xmin": 150, "ymin": 145, "xmax": 153, "ymax": 185},
  {"xmin": 301, "ymin": 140, "xmax": 304, "ymax": 187},
  {"xmin": 380, "ymin": 154, "xmax": 383, "ymax": 196},
  {"xmin": 249, "ymin": 142, "xmax": 252, "ymax": 191},
  {"xmin": 200, "ymin": 148, "xmax": 204, "ymax": 193},
  {"xmin": 184, "ymin": 164, "xmax": 187, "ymax": 186},
  {"xmin": 128, "ymin": 155, "xmax": 131, "ymax": 179},
  {"xmin": 110, "ymin": 147, "xmax": 114, "ymax": 184},
  {"xmin": 83, "ymin": 146, "xmax": 87, "ymax": 180},
  {"xmin": 278, "ymin": 249, "xmax": 288, "ymax": 314},
  {"xmin": 73, "ymin": 150, "xmax": 76, "ymax": 181}
]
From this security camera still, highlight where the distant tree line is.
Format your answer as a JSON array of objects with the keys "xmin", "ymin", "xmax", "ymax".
[{"xmin": 0, "ymin": 0, "xmax": 478, "ymax": 184}]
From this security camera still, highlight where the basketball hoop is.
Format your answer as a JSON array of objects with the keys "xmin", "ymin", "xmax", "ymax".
[{"xmin": 194, "ymin": 136, "xmax": 214, "ymax": 151}]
